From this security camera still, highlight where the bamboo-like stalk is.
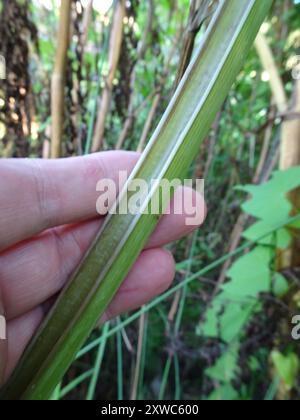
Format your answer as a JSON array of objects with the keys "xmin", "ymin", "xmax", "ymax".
[
  {"xmin": 115, "ymin": 0, "xmax": 154, "ymax": 150},
  {"xmin": 50, "ymin": 0, "xmax": 72, "ymax": 159},
  {"xmin": 81, "ymin": 0, "xmax": 93, "ymax": 49},
  {"xmin": 130, "ymin": 312, "xmax": 146, "ymax": 400},
  {"xmin": 42, "ymin": 139, "xmax": 51, "ymax": 159},
  {"xmin": 136, "ymin": 93, "xmax": 161, "ymax": 152},
  {"xmin": 71, "ymin": 0, "xmax": 94, "ymax": 156},
  {"xmin": 84, "ymin": 13, "xmax": 110, "ymax": 155},
  {"xmin": 136, "ymin": 38, "xmax": 179, "ymax": 152},
  {"xmin": 280, "ymin": 80, "xmax": 300, "ymax": 171},
  {"xmin": 255, "ymin": 32, "xmax": 300, "ymax": 267},
  {"xmin": 255, "ymin": 31, "xmax": 300, "ymax": 167},
  {"xmin": 280, "ymin": 80, "xmax": 300, "ymax": 267},
  {"xmin": 91, "ymin": 0, "xmax": 125, "ymax": 152},
  {"xmin": 253, "ymin": 104, "xmax": 276, "ymax": 184},
  {"xmin": 0, "ymin": 0, "xmax": 273, "ymax": 400},
  {"xmin": 255, "ymin": 31, "xmax": 288, "ymax": 114}
]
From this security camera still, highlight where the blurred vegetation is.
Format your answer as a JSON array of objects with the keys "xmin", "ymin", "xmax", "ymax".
[{"xmin": 0, "ymin": 0, "xmax": 300, "ymax": 400}]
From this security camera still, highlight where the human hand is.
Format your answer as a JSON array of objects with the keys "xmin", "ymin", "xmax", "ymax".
[{"xmin": 0, "ymin": 151, "xmax": 205, "ymax": 383}]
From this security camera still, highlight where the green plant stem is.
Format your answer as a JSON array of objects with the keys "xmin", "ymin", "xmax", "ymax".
[
  {"xmin": 84, "ymin": 8, "xmax": 111, "ymax": 155},
  {"xmin": 137, "ymin": 313, "xmax": 148, "ymax": 400},
  {"xmin": 60, "ymin": 369, "xmax": 94, "ymax": 399},
  {"xmin": 86, "ymin": 322, "xmax": 110, "ymax": 400},
  {"xmin": 116, "ymin": 317, "xmax": 123, "ymax": 401},
  {"xmin": 158, "ymin": 356, "xmax": 172, "ymax": 400},
  {"xmin": 174, "ymin": 354, "xmax": 181, "ymax": 401}
]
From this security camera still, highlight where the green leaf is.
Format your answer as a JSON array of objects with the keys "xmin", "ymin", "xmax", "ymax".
[
  {"xmin": 271, "ymin": 351, "xmax": 299, "ymax": 391},
  {"xmin": 225, "ymin": 247, "xmax": 272, "ymax": 297},
  {"xmin": 238, "ymin": 166, "xmax": 300, "ymax": 248},
  {"xmin": 199, "ymin": 299, "xmax": 256, "ymax": 343},
  {"xmin": 238, "ymin": 166, "xmax": 300, "ymax": 222},
  {"xmin": 237, "ymin": 166, "xmax": 300, "ymax": 249},
  {"xmin": 208, "ymin": 383, "xmax": 239, "ymax": 401},
  {"xmin": 198, "ymin": 246, "xmax": 288, "ymax": 343}
]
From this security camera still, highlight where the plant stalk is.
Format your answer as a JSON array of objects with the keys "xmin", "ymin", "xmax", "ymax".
[{"xmin": 50, "ymin": 0, "xmax": 72, "ymax": 158}]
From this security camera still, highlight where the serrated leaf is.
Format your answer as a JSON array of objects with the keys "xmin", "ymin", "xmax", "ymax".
[
  {"xmin": 238, "ymin": 167, "xmax": 300, "ymax": 221},
  {"xmin": 225, "ymin": 247, "xmax": 272, "ymax": 297}
]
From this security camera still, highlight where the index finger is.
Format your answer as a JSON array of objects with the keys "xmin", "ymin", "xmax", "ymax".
[{"xmin": 0, "ymin": 151, "xmax": 139, "ymax": 251}]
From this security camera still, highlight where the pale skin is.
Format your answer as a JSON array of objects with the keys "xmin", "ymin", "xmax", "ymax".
[{"xmin": 0, "ymin": 151, "xmax": 206, "ymax": 384}]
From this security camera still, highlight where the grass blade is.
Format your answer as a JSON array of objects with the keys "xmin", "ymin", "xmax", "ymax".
[
  {"xmin": 116, "ymin": 318, "xmax": 123, "ymax": 401},
  {"xmin": 60, "ymin": 369, "xmax": 94, "ymax": 399},
  {"xmin": 86, "ymin": 322, "xmax": 110, "ymax": 400}
]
